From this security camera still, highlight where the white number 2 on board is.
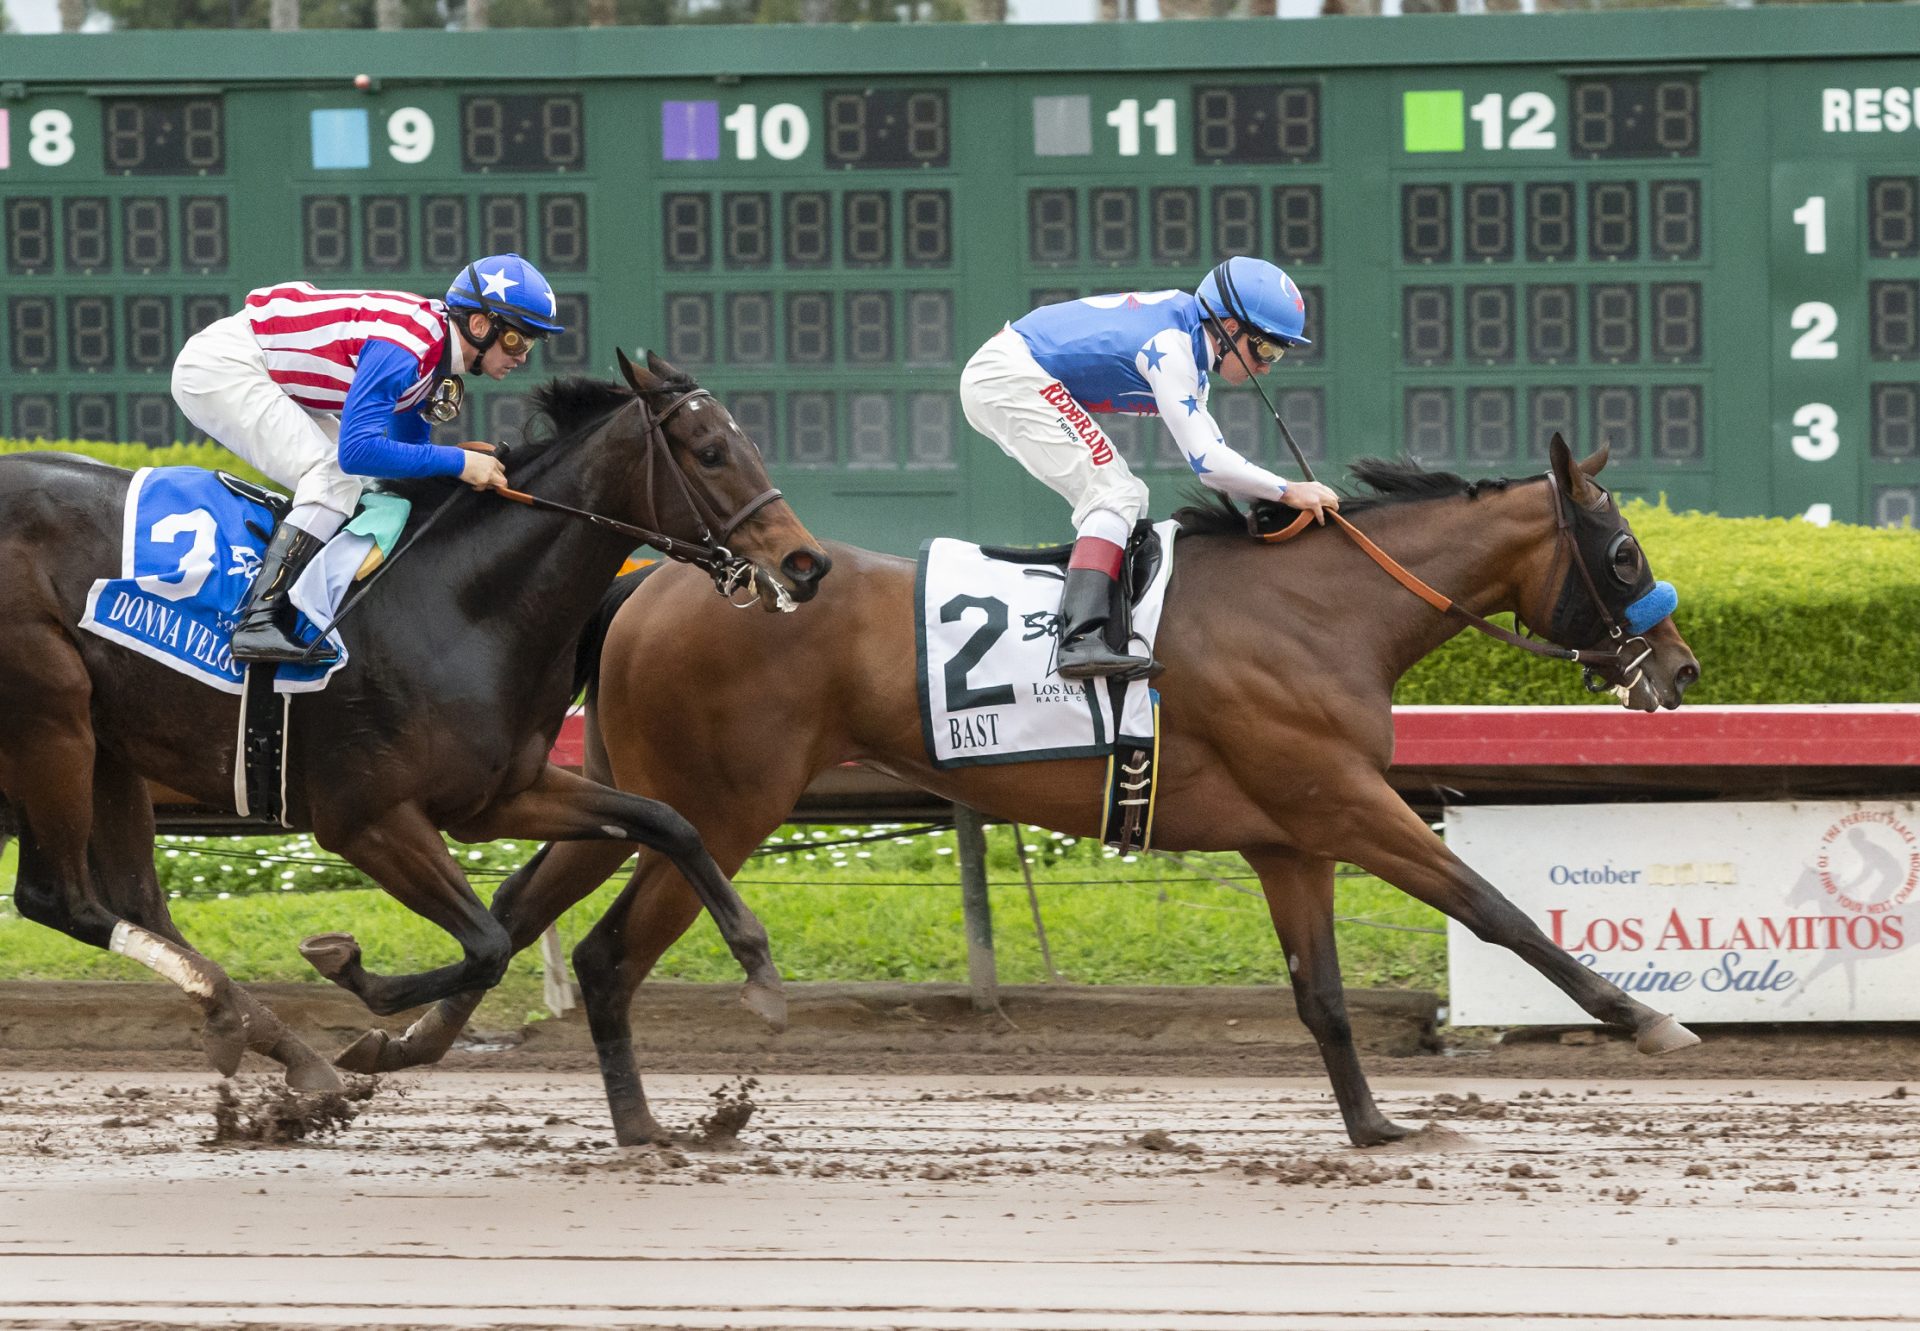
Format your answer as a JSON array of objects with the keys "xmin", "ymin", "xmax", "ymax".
[{"xmin": 1466, "ymin": 92, "xmax": 1557, "ymax": 150}]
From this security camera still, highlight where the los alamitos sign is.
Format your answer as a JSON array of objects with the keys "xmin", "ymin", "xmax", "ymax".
[{"xmin": 1446, "ymin": 801, "xmax": 1920, "ymax": 1025}]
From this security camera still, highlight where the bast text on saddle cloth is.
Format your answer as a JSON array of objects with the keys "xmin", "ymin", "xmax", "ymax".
[
  {"xmin": 917, "ymin": 520, "xmax": 1178, "ymax": 768},
  {"xmin": 78, "ymin": 466, "xmax": 405, "ymax": 694}
]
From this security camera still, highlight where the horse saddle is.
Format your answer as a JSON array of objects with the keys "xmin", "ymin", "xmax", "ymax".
[{"xmin": 976, "ymin": 520, "xmax": 1165, "ymax": 610}]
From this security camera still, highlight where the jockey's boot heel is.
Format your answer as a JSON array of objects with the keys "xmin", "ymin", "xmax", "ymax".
[
  {"xmin": 1055, "ymin": 563, "xmax": 1162, "ymax": 682},
  {"xmin": 231, "ymin": 524, "xmax": 340, "ymax": 666}
]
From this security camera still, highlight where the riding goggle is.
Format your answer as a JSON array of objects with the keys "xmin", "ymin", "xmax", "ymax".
[
  {"xmin": 1243, "ymin": 331, "xmax": 1290, "ymax": 365},
  {"xmin": 493, "ymin": 320, "xmax": 546, "ymax": 357}
]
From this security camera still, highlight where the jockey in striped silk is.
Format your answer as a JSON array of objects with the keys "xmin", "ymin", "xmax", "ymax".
[{"xmin": 170, "ymin": 254, "xmax": 564, "ymax": 664}]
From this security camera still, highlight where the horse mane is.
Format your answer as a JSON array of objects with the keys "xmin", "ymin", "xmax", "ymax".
[
  {"xmin": 1172, "ymin": 456, "xmax": 1519, "ymax": 537},
  {"xmin": 373, "ymin": 374, "xmax": 656, "ymax": 508}
]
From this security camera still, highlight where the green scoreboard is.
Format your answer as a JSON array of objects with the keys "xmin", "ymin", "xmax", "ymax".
[{"xmin": 4, "ymin": 8, "xmax": 1919, "ymax": 552}]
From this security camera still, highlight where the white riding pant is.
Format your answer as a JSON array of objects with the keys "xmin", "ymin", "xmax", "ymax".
[
  {"xmin": 171, "ymin": 312, "xmax": 363, "ymax": 522},
  {"xmin": 960, "ymin": 327, "xmax": 1151, "ymax": 532}
]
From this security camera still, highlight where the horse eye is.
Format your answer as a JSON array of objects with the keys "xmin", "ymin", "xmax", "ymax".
[
  {"xmin": 1610, "ymin": 537, "xmax": 1643, "ymax": 582},
  {"xmin": 696, "ymin": 443, "xmax": 727, "ymax": 467}
]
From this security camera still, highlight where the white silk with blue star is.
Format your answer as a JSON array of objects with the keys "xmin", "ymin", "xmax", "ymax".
[{"xmin": 1012, "ymin": 290, "xmax": 1293, "ymax": 505}]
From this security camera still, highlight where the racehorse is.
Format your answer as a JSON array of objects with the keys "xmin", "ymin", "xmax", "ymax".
[
  {"xmin": 336, "ymin": 437, "xmax": 1701, "ymax": 1147},
  {"xmin": 0, "ymin": 351, "xmax": 827, "ymax": 1093}
]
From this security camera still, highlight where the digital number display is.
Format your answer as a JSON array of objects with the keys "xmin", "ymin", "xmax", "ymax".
[
  {"xmin": 362, "ymin": 195, "xmax": 410, "ymax": 273},
  {"xmin": 124, "ymin": 295, "xmax": 172, "ymax": 370},
  {"xmin": 843, "ymin": 191, "xmax": 891, "ymax": 268},
  {"xmin": 129, "ymin": 393, "xmax": 175, "ymax": 447},
  {"xmin": 1652, "ymin": 385, "xmax": 1704, "ymax": 460},
  {"xmin": 539, "ymin": 194, "xmax": 587, "ymax": 271},
  {"xmin": 689, "ymin": 288, "xmax": 954, "ymax": 369},
  {"xmin": 787, "ymin": 391, "xmax": 836, "ymax": 468},
  {"xmin": 1023, "ymin": 184, "xmax": 1321, "ymax": 272},
  {"xmin": 1463, "ymin": 184, "xmax": 1512, "ymax": 263},
  {"xmin": 64, "ymin": 197, "xmax": 111, "ymax": 274},
  {"xmin": 11, "ymin": 393, "xmax": 57, "ymax": 440},
  {"xmin": 907, "ymin": 392, "xmax": 958, "ymax": 470},
  {"xmin": 823, "ymin": 89, "xmax": 950, "ymax": 169},
  {"xmin": 546, "ymin": 294, "xmax": 589, "ymax": 369},
  {"xmin": 121, "ymin": 196, "xmax": 169, "ymax": 272},
  {"xmin": 788, "ymin": 291, "xmax": 833, "ymax": 364},
  {"xmin": 102, "ymin": 96, "xmax": 225, "ymax": 175},
  {"xmin": 5, "ymin": 197, "xmax": 53, "ymax": 275},
  {"xmin": 1872, "ymin": 383, "xmax": 1920, "ymax": 459},
  {"xmin": 303, "ymin": 195, "xmax": 351, "ymax": 271},
  {"xmin": 1402, "ymin": 286, "xmax": 1452, "ymax": 365},
  {"xmin": 785, "ymin": 192, "xmax": 832, "ymax": 267},
  {"xmin": 1466, "ymin": 387, "xmax": 1516, "ymax": 462},
  {"xmin": 1192, "ymin": 83, "xmax": 1320, "ymax": 164},
  {"xmin": 1525, "ymin": 183, "xmax": 1575, "ymax": 263},
  {"xmin": 724, "ymin": 193, "xmax": 772, "ymax": 270},
  {"xmin": 665, "ymin": 292, "xmax": 712, "ymax": 366},
  {"xmin": 10, "ymin": 296, "xmax": 56, "ymax": 372},
  {"xmin": 1651, "ymin": 282, "xmax": 1702, "ymax": 362},
  {"xmin": 1588, "ymin": 181, "xmax": 1638, "ymax": 261},
  {"xmin": 71, "ymin": 392, "xmax": 115, "ymax": 442},
  {"xmin": 479, "ymin": 194, "xmax": 526, "ymax": 255},
  {"xmin": 1404, "ymin": 387, "xmax": 1453, "ymax": 462},
  {"xmin": 1463, "ymin": 284, "xmax": 1514, "ymax": 364},
  {"xmin": 848, "ymin": 392, "xmax": 893, "ymax": 469},
  {"xmin": 1869, "ymin": 280, "xmax": 1918, "ymax": 361},
  {"xmin": 1588, "ymin": 283, "xmax": 1639, "ymax": 362},
  {"xmin": 1527, "ymin": 284, "xmax": 1576, "ymax": 363},
  {"xmin": 66, "ymin": 296, "xmax": 115, "ymax": 372},
  {"xmin": 460, "ymin": 94, "xmax": 584, "ymax": 173},
  {"xmin": 1591, "ymin": 384, "xmax": 1641, "ymax": 456},
  {"xmin": 903, "ymin": 190, "xmax": 952, "ymax": 268},
  {"xmin": 424, "ymin": 196, "xmax": 470, "ymax": 269},
  {"xmin": 1870, "ymin": 177, "xmax": 1919, "ymax": 259},
  {"xmin": 1402, "ymin": 185, "xmax": 1450, "ymax": 264},
  {"xmin": 1530, "ymin": 386, "xmax": 1578, "ymax": 456},
  {"xmin": 1568, "ymin": 76, "xmax": 1700, "ymax": 159}
]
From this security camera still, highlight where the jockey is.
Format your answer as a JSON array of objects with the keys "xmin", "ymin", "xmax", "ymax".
[
  {"xmin": 960, "ymin": 256, "xmax": 1340, "ymax": 681},
  {"xmin": 170, "ymin": 254, "xmax": 564, "ymax": 665}
]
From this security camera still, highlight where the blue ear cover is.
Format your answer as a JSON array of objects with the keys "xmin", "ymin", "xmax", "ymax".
[{"xmin": 1625, "ymin": 580, "xmax": 1678, "ymax": 635}]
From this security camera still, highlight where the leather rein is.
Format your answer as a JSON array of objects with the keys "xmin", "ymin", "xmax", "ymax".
[
  {"xmin": 491, "ymin": 387, "xmax": 785, "ymax": 605},
  {"xmin": 1255, "ymin": 477, "xmax": 1653, "ymax": 686}
]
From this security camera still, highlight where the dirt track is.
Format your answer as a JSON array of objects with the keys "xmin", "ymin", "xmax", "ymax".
[{"xmin": 2, "ymin": 1063, "xmax": 1917, "ymax": 1330}]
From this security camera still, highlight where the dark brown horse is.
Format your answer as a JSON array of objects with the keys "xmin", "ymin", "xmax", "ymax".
[
  {"xmin": 0, "ymin": 352, "xmax": 826, "ymax": 1092},
  {"xmin": 339, "ymin": 438, "xmax": 1700, "ymax": 1146}
]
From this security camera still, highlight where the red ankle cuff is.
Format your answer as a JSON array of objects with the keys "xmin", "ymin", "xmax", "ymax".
[{"xmin": 1068, "ymin": 537, "xmax": 1125, "ymax": 579}]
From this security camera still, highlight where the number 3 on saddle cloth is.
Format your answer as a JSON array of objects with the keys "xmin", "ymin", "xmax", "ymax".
[
  {"xmin": 77, "ymin": 466, "xmax": 409, "ymax": 821},
  {"xmin": 915, "ymin": 519, "xmax": 1178, "ymax": 852}
]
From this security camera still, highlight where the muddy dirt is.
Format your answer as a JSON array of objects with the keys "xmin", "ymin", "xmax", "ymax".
[
  {"xmin": 4, "ymin": 984, "xmax": 1920, "ymax": 1328},
  {"xmin": 1, "ymin": 1069, "xmax": 1917, "ymax": 1329}
]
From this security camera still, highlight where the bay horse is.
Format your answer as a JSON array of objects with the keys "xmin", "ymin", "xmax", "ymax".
[
  {"xmin": 339, "ymin": 437, "xmax": 1701, "ymax": 1147},
  {"xmin": 0, "ymin": 351, "xmax": 826, "ymax": 1092}
]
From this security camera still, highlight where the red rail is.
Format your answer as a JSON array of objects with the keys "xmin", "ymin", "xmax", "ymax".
[{"xmin": 553, "ymin": 705, "xmax": 1920, "ymax": 771}]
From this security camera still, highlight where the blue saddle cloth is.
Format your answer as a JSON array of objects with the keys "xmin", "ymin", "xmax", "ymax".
[{"xmin": 79, "ymin": 467, "xmax": 344, "ymax": 695}]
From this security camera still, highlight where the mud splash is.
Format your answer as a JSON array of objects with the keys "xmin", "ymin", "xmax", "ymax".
[
  {"xmin": 209, "ymin": 1077, "xmax": 377, "ymax": 1145},
  {"xmin": 686, "ymin": 1076, "xmax": 759, "ymax": 1149}
]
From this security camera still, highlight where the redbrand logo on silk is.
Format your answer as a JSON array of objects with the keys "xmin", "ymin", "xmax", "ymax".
[
  {"xmin": 1816, "ymin": 810, "xmax": 1920, "ymax": 914},
  {"xmin": 1039, "ymin": 381, "xmax": 1114, "ymax": 465}
]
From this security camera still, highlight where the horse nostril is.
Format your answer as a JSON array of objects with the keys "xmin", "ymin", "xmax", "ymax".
[
  {"xmin": 1674, "ymin": 661, "xmax": 1700, "ymax": 693},
  {"xmin": 785, "ymin": 549, "xmax": 832, "ymax": 585}
]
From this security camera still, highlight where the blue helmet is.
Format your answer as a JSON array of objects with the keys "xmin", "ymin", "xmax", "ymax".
[
  {"xmin": 446, "ymin": 253, "xmax": 566, "ymax": 335},
  {"xmin": 1194, "ymin": 256, "xmax": 1309, "ymax": 347}
]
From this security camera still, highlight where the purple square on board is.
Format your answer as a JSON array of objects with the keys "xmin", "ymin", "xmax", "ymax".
[{"xmin": 661, "ymin": 101, "xmax": 720, "ymax": 162}]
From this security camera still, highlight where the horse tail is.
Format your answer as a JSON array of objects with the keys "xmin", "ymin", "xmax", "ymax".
[{"xmin": 573, "ymin": 564, "xmax": 663, "ymax": 703}]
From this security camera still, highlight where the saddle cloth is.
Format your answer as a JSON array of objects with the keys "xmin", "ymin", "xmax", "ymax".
[
  {"xmin": 916, "ymin": 519, "xmax": 1178, "ymax": 769},
  {"xmin": 78, "ymin": 466, "xmax": 401, "ymax": 695}
]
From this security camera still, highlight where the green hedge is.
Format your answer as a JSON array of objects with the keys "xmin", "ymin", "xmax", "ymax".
[
  {"xmin": 8, "ymin": 441, "xmax": 1915, "ymax": 703},
  {"xmin": 1396, "ymin": 500, "xmax": 1920, "ymax": 705},
  {"xmin": 0, "ymin": 439, "xmax": 268, "ymax": 486}
]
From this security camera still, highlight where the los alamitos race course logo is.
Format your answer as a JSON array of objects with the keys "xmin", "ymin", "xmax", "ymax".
[{"xmin": 1816, "ymin": 810, "xmax": 1920, "ymax": 915}]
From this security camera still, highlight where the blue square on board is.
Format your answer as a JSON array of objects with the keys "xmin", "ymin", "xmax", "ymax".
[
  {"xmin": 310, "ymin": 109, "xmax": 371, "ymax": 170},
  {"xmin": 661, "ymin": 101, "xmax": 720, "ymax": 162}
]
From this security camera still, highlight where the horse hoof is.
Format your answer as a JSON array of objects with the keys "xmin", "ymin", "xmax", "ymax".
[
  {"xmin": 299, "ymin": 932, "xmax": 363, "ymax": 981},
  {"xmin": 285, "ymin": 1056, "xmax": 345, "ymax": 1094},
  {"xmin": 1352, "ymin": 1118, "xmax": 1417, "ymax": 1148},
  {"xmin": 333, "ymin": 1029, "xmax": 393, "ymax": 1074},
  {"xmin": 740, "ymin": 978, "xmax": 788, "ymax": 1033},
  {"xmin": 1637, "ymin": 1014, "xmax": 1701, "ymax": 1055},
  {"xmin": 200, "ymin": 1013, "xmax": 248, "ymax": 1078}
]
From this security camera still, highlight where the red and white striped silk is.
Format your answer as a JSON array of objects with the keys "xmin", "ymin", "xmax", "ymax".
[{"xmin": 243, "ymin": 283, "xmax": 449, "ymax": 413}]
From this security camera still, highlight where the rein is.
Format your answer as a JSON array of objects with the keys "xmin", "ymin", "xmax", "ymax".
[
  {"xmin": 1253, "ymin": 477, "xmax": 1652, "ymax": 690},
  {"xmin": 295, "ymin": 386, "xmax": 785, "ymax": 661}
]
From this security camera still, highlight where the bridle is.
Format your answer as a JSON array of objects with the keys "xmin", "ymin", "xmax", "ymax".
[
  {"xmin": 1257, "ymin": 475, "xmax": 1655, "ymax": 700},
  {"xmin": 491, "ymin": 387, "xmax": 787, "ymax": 609}
]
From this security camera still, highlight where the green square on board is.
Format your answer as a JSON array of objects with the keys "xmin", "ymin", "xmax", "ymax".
[{"xmin": 1403, "ymin": 90, "xmax": 1464, "ymax": 153}]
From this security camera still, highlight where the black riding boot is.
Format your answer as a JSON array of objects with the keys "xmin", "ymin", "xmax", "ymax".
[
  {"xmin": 1056, "ymin": 565, "xmax": 1163, "ymax": 681},
  {"xmin": 231, "ymin": 524, "xmax": 338, "ymax": 666}
]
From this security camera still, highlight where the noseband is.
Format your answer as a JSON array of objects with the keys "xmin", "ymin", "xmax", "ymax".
[{"xmin": 494, "ymin": 388, "xmax": 786, "ymax": 607}]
